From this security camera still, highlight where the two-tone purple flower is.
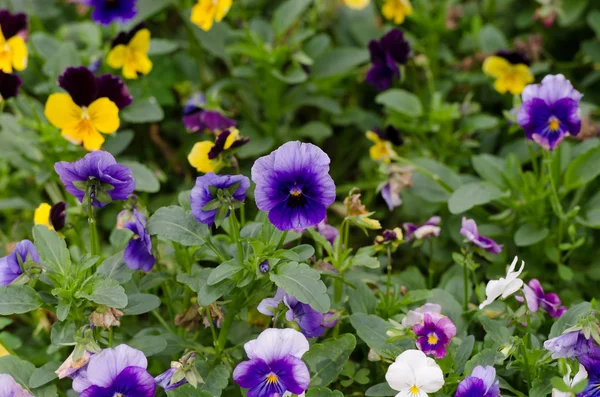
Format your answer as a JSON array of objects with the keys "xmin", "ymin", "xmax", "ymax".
[
  {"xmin": 366, "ymin": 29, "xmax": 410, "ymax": 91},
  {"xmin": 54, "ymin": 151, "xmax": 135, "ymax": 208},
  {"xmin": 182, "ymin": 93, "xmax": 236, "ymax": 133},
  {"xmin": 252, "ymin": 141, "xmax": 336, "ymax": 231},
  {"xmin": 544, "ymin": 330, "xmax": 594, "ymax": 359},
  {"xmin": 123, "ymin": 209, "xmax": 155, "ymax": 272},
  {"xmin": 0, "ymin": 374, "xmax": 32, "ymax": 397},
  {"xmin": 258, "ymin": 288, "xmax": 337, "ymax": 338},
  {"xmin": 80, "ymin": 0, "xmax": 138, "ymax": 25},
  {"xmin": 577, "ymin": 349, "xmax": 600, "ymax": 396},
  {"xmin": 233, "ymin": 328, "xmax": 310, "ymax": 397},
  {"xmin": 412, "ymin": 313, "xmax": 456, "ymax": 358},
  {"xmin": 517, "ymin": 74, "xmax": 583, "ymax": 151},
  {"xmin": 72, "ymin": 344, "xmax": 155, "ymax": 397},
  {"xmin": 515, "ymin": 279, "xmax": 566, "ymax": 318},
  {"xmin": 190, "ymin": 172, "xmax": 250, "ymax": 225},
  {"xmin": 155, "ymin": 368, "xmax": 188, "ymax": 392},
  {"xmin": 404, "ymin": 216, "xmax": 441, "ymax": 240},
  {"xmin": 460, "ymin": 217, "xmax": 503, "ymax": 254},
  {"xmin": 455, "ymin": 366, "xmax": 500, "ymax": 397},
  {"xmin": 0, "ymin": 239, "xmax": 38, "ymax": 286}
]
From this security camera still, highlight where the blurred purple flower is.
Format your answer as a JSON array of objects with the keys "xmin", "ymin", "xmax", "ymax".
[
  {"xmin": 0, "ymin": 71, "xmax": 21, "ymax": 101},
  {"xmin": 182, "ymin": 93, "xmax": 236, "ymax": 133},
  {"xmin": 0, "ymin": 240, "xmax": 38, "ymax": 286},
  {"xmin": 404, "ymin": 216, "xmax": 441, "ymax": 240},
  {"xmin": 123, "ymin": 209, "xmax": 155, "ymax": 272},
  {"xmin": 412, "ymin": 313, "xmax": 456, "ymax": 358},
  {"xmin": 366, "ymin": 29, "xmax": 410, "ymax": 91},
  {"xmin": 515, "ymin": 279, "xmax": 566, "ymax": 318},
  {"xmin": 317, "ymin": 219, "xmax": 339, "ymax": 246},
  {"xmin": 85, "ymin": 0, "xmax": 138, "ymax": 25},
  {"xmin": 455, "ymin": 366, "xmax": 500, "ymax": 397},
  {"xmin": 190, "ymin": 173, "xmax": 250, "ymax": 225},
  {"xmin": 155, "ymin": 368, "xmax": 187, "ymax": 393},
  {"xmin": 0, "ymin": 374, "xmax": 32, "ymax": 397},
  {"xmin": 252, "ymin": 141, "xmax": 336, "ymax": 231},
  {"xmin": 0, "ymin": 9, "xmax": 28, "ymax": 40},
  {"xmin": 460, "ymin": 217, "xmax": 503, "ymax": 254},
  {"xmin": 544, "ymin": 331, "xmax": 593, "ymax": 359},
  {"xmin": 517, "ymin": 74, "xmax": 582, "ymax": 151}
]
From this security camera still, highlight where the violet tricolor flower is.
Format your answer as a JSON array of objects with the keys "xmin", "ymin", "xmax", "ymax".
[
  {"xmin": 460, "ymin": 217, "xmax": 503, "ymax": 254},
  {"xmin": 515, "ymin": 279, "xmax": 566, "ymax": 318},
  {"xmin": 233, "ymin": 328, "xmax": 310, "ymax": 397},
  {"xmin": 412, "ymin": 313, "xmax": 456, "ymax": 358},
  {"xmin": 455, "ymin": 366, "xmax": 500, "ymax": 397},
  {"xmin": 190, "ymin": 173, "xmax": 250, "ymax": 225},
  {"xmin": 517, "ymin": 74, "xmax": 583, "ymax": 151},
  {"xmin": 72, "ymin": 344, "xmax": 155, "ymax": 397},
  {"xmin": 54, "ymin": 151, "xmax": 135, "ymax": 208},
  {"xmin": 0, "ymin": 239, "xmax": 38, "ymax": 286},
  {"xmin": 252, "ymin": 141, "xmax": 336, "ymax": 231},
  {"xmin": 182, "ymin": 93, "xmax": 236, "ymax": 133},
  {"xmin": 544, "ymin": 330, "xmax": 593, "ymax": 359},
  {"xmin": 401, "ymin": 303, "xmax": 443, "ymax": 328},
  {"xmin": 0, "ymin": 71, "xmax": 21, "ymax": 101},
  {"xmin": 84, "ymin": 0, "xmax": 138, "ymax": 25},
  {"xmin": 366, "ymin": 29, "xmax": 410, "ymax": 91},
  {"xmin": 123, "ymin": 209, "xmax": 155, "ymax": 272},
  {"xmin": 258, "ymin": 288, "xmax": 336, "ymax": 338},
  {"xmin": 155, "ymin": 368, "xmax": 187, "ymax": 392},
  {"xmin": 404, "ymin": 216, "xmax": 441, "ymax": 240},
  {"xmin": 0, "ymin": 10, "xmax": 28, "ymax": 74},
  {"xmin": 0, "ymin": 374, "xmax": 32, "ymax": 397}
]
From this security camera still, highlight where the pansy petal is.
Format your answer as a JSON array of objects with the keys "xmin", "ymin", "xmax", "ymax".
[
  {"xmin": 58, "ymin": 67, "xmax": 98, "ymax": 107},
  {"xmin": 88, "ymin": 98, "xmax": 120, "ymax": 133},
  {"xmin": 107, "ymin": 45, "xmax": 127, "ymax": 69},
  {"xmin": 7, "ymin": 36, "xmax": 27, "ymax": 71},
  {"xmin": 385, "ymin": 360, "xmax": 415, "ymax": 392},
  {"xmin": 108, "ymin": 366, "xmax": 155, "ymax": 397},
  {"xmin": 45, "ymin": 93, "xmax": 83, "ymax": 129},
  {"xmin": 244, "ymin": 328, "xmax": 310, "ymax": 362},
  {"xmin": 85, "ymin": 345, "xmax": 147, "ymax": 388},
  {"xmin": 482, "ymin": 56, "xmax": 510, "ymax": 78}
]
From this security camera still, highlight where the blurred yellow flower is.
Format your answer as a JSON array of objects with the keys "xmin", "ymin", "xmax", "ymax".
[
  {"xmin": 366, "ymin": 130, "xmax": 396, "ymax": 163},
  {"xmin": 0, "ymin": 341, "xmax": 9, "ymax": 357},
  {"xmin": 483, "ymin": 55, "xmax": 533, "ymax": 95},
  {"xmin": 34, "ymin": 203, "xmax": 53, "ymax": 230},
  {"xmin": 382, "ymin": 0, "xmax": 413, "ymax": 25},
  {"xmin": 188, "ymin": 141, "xmax": 222, "ymax": 173},
  {"xmin": 107, "ymin": 27, "xmax": 152, "ymax": 79},
  {"xmin": 191, "ymin": 0, "xmax": 232, "ymax": 31},
  {"xmin": 344, "ymin": 0, "xmax": 370, "ymax": 10},
  {"xmin": 0, "ymin": 29, "xmax": 27, "ymax": 73}
]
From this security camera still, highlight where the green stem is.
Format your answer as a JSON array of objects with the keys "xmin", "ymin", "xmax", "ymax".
[
  {"xmin": 427, "ymin": 240, "xmax": 434, "ymax": 289},
  {"xmin": 525, "ymin": 307, "xmax": 532, "ymax": 349},
  {"xmin": 206, "ymin": 307, "xmax": 219, "ymax": 350},
  {"xmin": 544, "ymin": 152, "xmax": 565, "ymax": 263},
  {"xmin": 463, "ymin": 249, "xmax": 470, "ymax": 312},
  {"xmin": 527, "ymin": 142, "xmax": 539, "ymax": 179},
  {"xmin": 151, "ymin": 310, "xmax": 172, "ymax": 332},
  {"xmin": 277, "ymin": 231, "xmax": 288, "ymax": 249},
  {"xmin": 87, "ymin": 186, "xmax": 99, "ymax": 256},
  {"xmin": 205, "ymin": 238, "xmax": 227, "ymax": 263},
  {"xmin": 386, "ymin": 246, "xmax": 392, "ymax": 296},
  {"xmin": 108, "ymin": 328, "xmax": 113, "ymax": 347},
  {"xmin": 229, "ymin": 210, "xmax": 244, "ymax": 265},
  {"xmin": 392, "ymin": 155, "xmax": 454, "ymax": 193},
  {"xmin": 521, "ymin": 341, "xmax": 531, "ymax": 392},
  {"xmin": 216, "ymin": 295, "xmax": 240, "ymax": 358}
]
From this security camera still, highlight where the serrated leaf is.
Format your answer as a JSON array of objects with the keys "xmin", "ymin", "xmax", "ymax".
[
  {"xmin": 123, "ymin": 293, "xmax": 161, "ymax": 315},
  {"xmin": 77, "ymin": 278, "xmax": 128, "ymax": 308},
  {"xmin": 147, "ymin": 206, "xmax": 209, "ymax": 246},
  {"xmin": 33, "ymin": 225, "xmax": 71, "ymax": 275},
  {"xmin": 97, "ymin": 252, "xmax": 133, "ymax": 284},
  {"xmin": 304, "ymin": 334, "xmax": 356, "ymax": 387},
  {"xmin": 0, "ymin": 285, "xmax": 42, "ymax": 315},
  {"xmin": 270, "ymin": 262, "xmax": 330, "ymax": 313}
]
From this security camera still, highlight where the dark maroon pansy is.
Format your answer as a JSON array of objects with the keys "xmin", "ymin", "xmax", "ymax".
[
  {"xmin": 0, "ymin": 10, "xmax": 28, "ymax": 40},
  {"xmin": 57, "ymin": 66, "xmax": 132, "ymax": 109},
  {"xmin": 0, "ymin": 71, "xmax": 21, "ymax": 100},
  {"xmin": 207, "ymin": 129, "xmax": 250, "ymax": 160},
  {"xmin": 366, "ymin": 29, "xmax": 410, "ymax": 91},
  {"xmin": 495, "ymin": 49, "xmax": 530, "ymax": 66}
]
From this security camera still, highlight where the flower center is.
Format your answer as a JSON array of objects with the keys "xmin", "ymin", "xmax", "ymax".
[
  {"xmin": 266, "ymin": 373, "xmax": 278, "ymax": 384},
  {"xmin": 81, "ymin": 106, "xmax": 90, "ymax": 120},
  {"xmin": 427, "ymin": 332, "xmax": 439, "ymax": 345},
  {"xmin": 290, "ymin": 187, "xmax": 302, "ymax": 197},
  {"xmin": 113, "ymin": 394, "xmax": 124, "ymax": 397},
  {"xmin": 548, "ymin": 117, "xmax": 560, "ymax": 132},
  {"xmin": 409, "ymin": 385, "xmax": 420, "ymax": 395}
]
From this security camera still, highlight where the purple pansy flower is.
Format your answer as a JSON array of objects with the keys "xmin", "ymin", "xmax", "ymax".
[
  {"xmin": 0, "ymin": 71, "xmax": 21, "ymax": 101},
  {"xmin": 460, "ymin": 217, "xmax": 503, "ymax": 254},
  {"xmin": 58, "ymin": 66, "xmax": 132, "ymax": 110},
  {"xmin": 0, "ymin": 374, "xmax": 32, "ymax": 397},
  {"xmin": 366, "ymin": 29, "xmax": 410, "ymax": 91},
  {"xmin": 54, "ymin": 151, "xmax": 135, "ymax": 208},
  {"xmin": 517, "ymin": 74, "xmax": 583, "ymax": 151},
  {"xmin": 381, "ymin": 182, "xmax": 402, "ymax": 211},
  {"xmin": 316, "ymin": 219, "xmax": 339, "ymax": 246},
  {"xmin": 0, "ymin": 9, "xmax": 28, "ymax": 40},
  {"xmin": 0, "ymin": 239, "xmax": 38, "ymax": 286},
  {"xmin": 155, "ymin": 368, "xmax": 188, "ymax": 392},
  {"xmin": 544, "ymin": 331, "xmax": 594, "ymax": 359},
  {"xmin": 182, "ymin": 93, "xmax": 236, "ymax": 133},
  {"xmin": 401, "ymin": 303, "xmax": 443, "ymax": 328},
  {"xmin": 412, "ymin": 313, "xmax": 456, "ymax": 359},
  {"xmin": 81, "ymin": 0, "xmax": 138, "ymax": 25},
  {"xmin": 252, "ymin": 141, "xmax": 336, "ymax": 231},
  {"xmin": 72, "ymin": 344, "xmax": 155, "ymax": 397},
  {"xmin": 123, "ymin": 209, "xmax": 155, "ymax": 272},
  {"xmin": 190, "ymin": 173, "xmax": 250, "ymax": 225},
  {"xmin": 404, "ymin": 216, "xmax": 441, "ymax": 240},
  {"xmin": 455, "ymin": 366, "xmax": 500, "ymax": 397},
  {"xmin": 576, "ymin": 352, "xmax": 600, "ymax": 397},
  {"xmin": 233, "ymin": 328, "xmax": 310, "ymax": 397},
  {"xmin": 258, "ymin": 288, "xmax": 337, "ymax": 338},
  {"xmin": 515, "ymin": 279, "xmax": 566, "ymax": 318}
]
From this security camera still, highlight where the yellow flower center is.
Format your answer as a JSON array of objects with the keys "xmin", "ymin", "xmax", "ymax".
[
  {"xmin": 409, "ymin": 385, "xmax": 420, "ymax": 395},
  {"xmin": 290, "ymin": 188, "xmax": 302, "ymax": 197},
  {"xmin": 428, "ymin": 332, "xmax": 439, "ymax": 345},
  {"xmin": 266, "ymin": 373, "xmax": 278, "ymax": 384},
  {"xmin": 548, "ymin": 117, "xmax": 560, "ymax": 132}
]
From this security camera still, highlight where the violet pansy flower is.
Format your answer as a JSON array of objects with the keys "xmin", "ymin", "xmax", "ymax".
[
  {"xmin": 123, "ymin": 209, "xmax": 155, "ymax": 272},
  {"xmin": 190, "ymin": 173, "xmax": 250, "ymax": 225},
  {"xmin": 72, "ymin": 344, "xmax": 155, "ymax": 397},
  {"xmin": 455, "ymin": 365, "xmax": 500, "ymax": 397},
  {"xmin": 155, "ymin": 368, "xmax": 188, "ymax": 392},
  {"xmin": 54, "ymin": 151, "xmax": 135, "ymax": 208},
  {"xmin": 460, "ymin": 217, "xmax": 503, "ymax": 254},
  {"xmin": 412, "ymin": 313, "xmax": 456, "ymax": 359},
  {"xmin": 252, "ymin": 141, "xmax": 336, "ymax": 231},
  {"xmin": 544, "ymin": 330, "xmax": 594, "ymax": 359},
  {"xmin": 404, "ymin": 216, "xmax": 441, "ymax": 240},
  {"xmin": 517, "ymin": 74, "xmax": 583, "ymax": 151},
  {"xmin": 182, "ymin": 93, "xmax": 237, "ymax": 133},
  {"xmin": 83, "ymin": 0, "xmax": 138, "ymax": 26},
  {"xmin": 0, "ymin": 374, "xmax": 32, "ymax": 397},
  {"xmin": 233, "ymin": 328, "xmax": 310, "ymax": 397},
  {"xmin": 0, "ymin": 239, "xmax": 38, "ymax": 286},
  {"xmin": 515, "ymin": 279, "xmax": 566, "ymax": 318},
  {"xmin": 401, "ymin": 303, "xmax": 443, "ymax": 328},
  {"xmin": 366, "ymin": 29, "xmax": 410, "ymax": 91}
]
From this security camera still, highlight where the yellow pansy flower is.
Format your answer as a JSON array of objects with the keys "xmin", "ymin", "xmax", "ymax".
[
  {"xmin": 0, "ymin": 11, "xmax": 28, "ymax": 73},
  {"xmin": 107, "ymin": 25, "xmax": 153, "ymax": 80},
  {"xmin": 382, "ymin": 0, "xmax": 413, "ymax": 25},
  {"xmin": 344, "ymin": 0, "xmax": 370, "ymax": 10},
  {"xmin": 188, "ymin": 141, "xmax": 223, "ymax": 173},
  {"xmin": 34, "ymin": 203, "xmax": 53, "ymax": 230},
  {"xmin": 483, "ymin": 55, "xmax": 534, "ymax": 95},
  {"xmin": 366, "ymin": 130, "xmax": 397, "ymax": 163},
  {"xmin": 191, "ymin": 0, "xmax": 232, "ymax": 31}
]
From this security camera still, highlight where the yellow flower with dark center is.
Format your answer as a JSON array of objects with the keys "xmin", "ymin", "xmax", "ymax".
[
  {"xmin": 107, "ymin": 25, "xmax": 152, "ymax": 79},
  {"xmin": 34, "ymin": 203, "xmax": 53, "ymax": 230},
  {"xmin": 191, "ymin": 0, "xmax": 232, "ymax": 31},
  {"xmin": 0, "ymin": 29, "xmax": 26, "ymax": 73},
  {"xmin": 188, "ymin": 141, "xmax": 223, "ymax": 173},
  {"xmin": 344, "ymin": 0, "xmax": 370, "ymax": 10},
  {"xmin": 382, "ymin": 0, "xmax": 413, "ymax": 25},
  {"xmin": 482, "ymin": 55, "xmax": 534, "ymax": 95},
  {"xmin": 188, "ymin": 127, "xmax": 249, "ymax": 173},
  {"xmin": 366, "ymin": 130, "xmax": 396, "ymax": 163}
]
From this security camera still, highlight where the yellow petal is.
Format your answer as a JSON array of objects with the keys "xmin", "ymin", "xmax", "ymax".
[
  {"xmin": 0, "ymin": 341, "xmax": 9, "ymax": 357},
  {"xmin": 131, "ymin": 51, "xmax": 153, "ymax": 76},
  {"xmin": 44, "ymin": 93, "xmax": 83, "ymax": 129},
  {"xmin": 88, "ymin": 98, "xmax": 120, "ymax": 133},
  {"xmin": 223, "ymin": 128, "xmax": 240, "ymax": 149},
  {"xmin": 107, "ymin": 45, "xmax": 128, "ymax": 69},
  {"xmin": 344, "ymin": 0, "xmax": 370, "ymax": 10},
  {"xmin": 0, "ymin": 54, "xmax": 13, "ymax": 73},
  {"xmin": 482, "ymin": 56, "xmax": 510, "ymax": 78},
  {"xmin": 191, "ymin": 0, "xmax": 216, "ymax": 31},
  {"xmin": 365, "ymin": 130, "xmax": 382, "ymax": 144},
  {"xmin": 34, "ymin": 203, "xmax": 53, "ymax": 230},
  {"xmin": 8, "ymin": 36, "xmax": 27, "ymax": 71},
  {"xmin": 129, "ymin": 28, "xmax": 151, "ymax": 54},
  {"xmin": 188, "ymin": 141, "xmax": 221, "ymax": 173},
  {"xmin": 514, "ymin": 64, "xmax": 534, "ymax": 85},
  {"xmin": 215, "ymin": 0, "xmax": 232, "ymax": 22},
  {"xmin": 82, "ymin": 128, "xmax": 105, "ymax": 151}
]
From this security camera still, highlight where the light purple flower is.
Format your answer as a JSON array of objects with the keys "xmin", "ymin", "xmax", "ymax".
[
  {"xmin": 517, "ymin": 74, "xmax": 582, "ymax": 151},
  {"xmin": 401, "ymin": 303, "xmax": 443, "ymax": 328},
  {"xmin": 190, "ymin": 173, "xmax": 250, "ymax": 225},
  {"xmin": 544, "ymin": 331, "xmax": 593, "ymax": 359},
  {"xmin": 381, "ymin": 182, "xmax": 402, "ymax": 211},
  {"xmin": 460, "ymin": 217, "xmax": 503, "ymax": 254},
  {"xmin": 251, "ymin": 141, "xmax": 336, "ymax": 231},
  {"xmin": 72, "ymin": 344, "xmax": 155, "ymax": 397},
  {"xmin": 258, "ymin": 288, "xmax": 336, "ymax": 338},
  {"xmin": 412, "ymin": 313, "xmax": 456, "ymax": 359},
  {"xmin": 455, "ymin": 366, "xmax": 500, "ymax": 397},
  {"xmin": 515, "ymin": 279, "xmax": 566, "ymax": 318},
  {"xmin": 0, "ymin": 374, "xmax": 32, "ymax": 397},
  {"xmin": 233, "ymin": 328, "xmax": 310, "ymax": 397},
  {"xmin": 155, "ymin": 368, "xmax": 188, "ymax": 392},
  {"xmin": 0, "ymin": 239, "xmax": 38, "ymax": 286},
  {"xmin": 182, "ymin": 93, "xmax": 236, "ymax": 133},
  {"xmin": 54, "ymin": 151, "xmax": 135, "ymax": 208},
  {"xmin": 404, "ymin": 216, "xmax": 441, "ymax": 240},
  {"xmin": 316, "ymin": 219, "xmax": 339, "ymax": 246},
  {"xmin": 123, "ymin": 209, "xmax": 155, "ymax": 272}
]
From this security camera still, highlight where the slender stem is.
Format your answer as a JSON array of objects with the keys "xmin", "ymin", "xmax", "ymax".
[
  {"xmin": 544, "ymin": 152, "xmax": 565, "ymax": 264},
  {"xmin": 205, "ymin": 237, "xmax": 228, "ymax": 263},
  {"xmin": 216, "ymin": 295, "xmax": 240, "ymax": 358},
  {"xmin": 87, "ymin": 186, "xmax": 99, "ymax": 256},
  {"xmin": 229, "ymin": 211, "xmax": 244, "ymax": 265},
  {"xmin": 108, "ymin": 328, "xmax": 113, "ymax": 347},
  {"xmin": 521, "ymin": 341, "xmax": 531, "ymax": 392},
  {"xmin": 463, "ymin": 249, "xmax": 470, "ymax": 312},
  {"xmin": 524, "ymin": 295, "xmax": 532, "ymax": 349},
  {"xmin": 206, "ymin": 307, "xmax": 219, "ymax": 349},
  {"xmin": 386, "ymin": 246, "xmax": 392, "ymax": 296},
  {"xmin": 151, "ymin": 310, "xmax": 172, "ymax": 332},
  {"xmin": 427, "ymin": 240, "xmax": 434, "ymax": 289}
]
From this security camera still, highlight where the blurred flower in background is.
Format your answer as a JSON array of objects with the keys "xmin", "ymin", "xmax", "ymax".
[
  {"xmin": 382, "ymin": 0, "xmax": 413, "ymax": 25},
  {"xmin": 483, "ymin": 50, "xmax": 533, "ymax": 95},
  {"xmin": 0, "ymin": 71, "xmax": 21, "ymax": 100},
  {"xmin": 191, "ymin": 0, "xmax": 232, "ymax": 31},
  {"xmin": 366, "ymin": 29, "xmax": 410, "ymax": 91},
  {"xmin": 107, "ymin": 23, "xmax": 152, "ymax": 79},
  {"xmin": 343, "ymin": 0, "xmax": 370, "ymax": 10},
  {"xmin": 0, "ymin": 10, "xmax": 28, "ymax": 73}
]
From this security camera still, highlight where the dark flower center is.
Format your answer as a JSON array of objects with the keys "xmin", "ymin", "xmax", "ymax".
[
  {"xmin": 285, "ymin": 185, "xmax": 308, "ymax": 208},
  {"xmin": 547, "ymin": 117, "xmax": 560, "ymax": 132},
  {"xmin": 105, "ymin": 0, "xmax": 120, "ymax": 9}
]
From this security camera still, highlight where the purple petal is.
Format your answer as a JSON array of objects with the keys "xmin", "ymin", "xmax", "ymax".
[
  {"xmin": 471, "ymin": 366, "xmax": 497, "ymax": 392},
  {"xmin": 381, "ymin": 183, "xmax": 402, "ymax": 211},
  {"xmin": 0, "ymin": 10, "xmax": 28, "ymax": 39},
  {"xmin": 81, "ymin": 366, "xmax": 155, "ymax": 397},
  {"xmin": 379, "ymin": 29, "xmax": 410, "ymax": 64},
  {"xmin": 455, "ymin": 377, "xmax": 488, "ymax": 397},
  {"xmin": 190, "ymin": 173, "xmax": 250, "ymax": 225},
  {"xmin": 243, "ymin": 328, "xmax": 309, "ymax": 362},
  {"xmin": 551, "ymin": 97, "xmax": 581, "ymax": 136},
  {"xmin": 233, "ymin": 358, "xmax": 271, "ymax": 389},
  {"xmin": 78, "ymin": 345, "xmax": 147, "ymax": 391},
  {"xmin": 89, "ymin": 0, "xmax": 137, "ymax": 25},
  {"xmin": 96, "ymin": 74, "xmax": 132, "ymax": 110},
  {"xmin": 200, "ymin": 111, "xmax": 237, "ymax": 132},
  {"xmin": 366, "ymin": 63, "xmax": 396, "ymax": 92},
  {"xmin": 124, "ymin": 239, "xmax": 155, "ymax": 272},
  {"xmin": 58, "ymin": 67, "xmax": 98, "ymax": 107},
  {"xmin": 0, "ymin": 71, "xmax": 21, "ymax": 100},
  {"xmin": 538, "ymin": 74, "xmax": 583, "ymax": 104}
]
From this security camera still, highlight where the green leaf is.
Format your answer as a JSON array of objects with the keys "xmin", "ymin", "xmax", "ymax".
[
  {"xmin": 148, "ymin": 38, "xmax": 179, "ymax": 55},
  {"xmin": 0, "ymin": 356, "xmax": 35, "ymax": 394},
  {"xmin": 588, "ymin": 10, "xmax": 600, "ymax": 37},
  {"xmin": 97, "ymin": 253, "xmax": 134, "ymax": 284},
  {"xmin": 558, "ymin": 0, "xmax": 588, "ymax": 26},
  {"xmin": 514, "ymin": 224, "xmax": 549, "ymax": 247},
  {"xmin": 147, "ymin": 206, "xmax": 209, "ymax": 246},
  {"xmin": 471, "ymin": 154, "xmax": 507, "ymax": 189},
  {"xmin": 478, "ymin": 24, "xmax": 508, "ymax": 52},
  {"xmin": 454, "ymin": 335, "xmax": 475, "ymax": 373},
  {"xmin": 42, "ymin": 42, "xmax": 81, "ymax": 79},
  {"xmin": 128, "ymin": 335, "xmax": 167, "ymax": 356},
  {"xmin": 478, "ymin": 316, "xmax": 512, "ymax": 345},
  {"xmin": 272, "ymin": 0, "xmax": 312, "ymax": 36},
  {"xmin": 207, "ymin": 259, "xmax": 243, "ymax": 285},
  {"xmin": 464, "ymin": 349, "xmax": 504, "ymax": 375},
  {"xmin": 77, "ymin": 278, "xmax": 128, "ymax": 308},
  {"xmin": 304, "ymin": 334, "xmax": 356, "ymax": 387},
  {"xmin": 549, "ymin": 302, "xmax": 591, "ymax": 338},
  {"xmin": 196, "ymin": 360, "xmax": 231, "ymax": 397},
  {"xmin": 291, "ymin": 245, "xmax": 316, "ymax": 262},
  {"xmin": 306, "ymin": 387, "xmax": 345, "ymax": 397},
  {"xmin": 50, "ymin": 321, "xmax": 75, "ymax": 346},
  {"xmin": 33, "ymin": 225, "xmax": 71, "ymax": 275},
  {"xmin": 0, "ymin": 285, "xmax": 42, "ymax": 315},
  {"xmin": 120, "ymin": 97, "xmax": 164, "ymax": 123},
  {"xmin": 198, "ymin": 278, "xmax": 235, "ymax": 306},
  {"xmin": 271, "ymin": 65, "xmax": 308, "ymax": 84},
  {"xmin": 123, "ymin": 293, "xmax": 161, "ymax": 315},
  {"xmin": 167, "ymin": 385, "xmax": 213, "ymax": 397},
  {"xmin": 29, "ymin": 361, "xmax": 60, "ymax": 388},
  {"xmin": 365, "ymin": 383, "xmax": 397, "ymax": 397},
  {"xmin": 311, "ymin": 47, "xmax": 369, "ymax": 78},
  {"xmin": 270, "ymin": 262, "xmax": 330, "ymax": 313},
  {"xmin": 448, "ymin": 182, "xmax": 507, "ymax": 214},
  {"xmin": 103, "ymin": 130, "xmax": 134, "ymax": 156},
  {"xmin": 348, "ymin": 281, "xmax": 377, "ymax": 315},
  {"xmin": 0, "ymin": 197, "xmax": 34, "ymax": 210},
  {"xmin": 30, "ymin": 32, "xmax": 60, "ymax": 61},
  {"xmin": 296, "ymin": 121, "xmax": 333, "ymax": 145},
  {"xmin": 375, "ymin": 89, "xmax": 423, "ymax": 118},
  {"xmin": 120, "ymin": 161, "xmax": 160, "ymax": 193},
  {"xmin": 565, "ymin": 145, "xmax": 600, "ymax": 190},
  {"xmin": 349, "ymin": 313, "xmax": 408, "ymax": 359}
]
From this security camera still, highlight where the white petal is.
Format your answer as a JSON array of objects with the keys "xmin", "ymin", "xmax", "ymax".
[
  {"xmin": 415, "ymin": 361, "xmax": 444, "ymax": 393},
  {"xmin": 501, "ymin": 278, "xmax": 524, "ymax": 298},
  {"xmin": 244, "ymin": 328, "xmax": 309, "ymax": 362},
  {"xmin": 506, "ymin": 256, "xmax": 519, "ymax": 274},
  {"xmin": 386, "ymin": 361, "xmax": 416, "ymax": 391},
  {"xmin": 572, "ymin": 363, "xmax": 588, "ymax": 385}
]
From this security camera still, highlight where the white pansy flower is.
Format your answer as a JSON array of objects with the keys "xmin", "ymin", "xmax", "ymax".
[
  {"xmin": 385, "ymin": 349, "xmax": 444, "ymax": 397},
  {"xmin": 479, "ymin": 256, "xmax": 525, "ymax": 309},
  {"xmin": 552, "ymin": 363, "xmax": 587, "ymax": 397}
]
